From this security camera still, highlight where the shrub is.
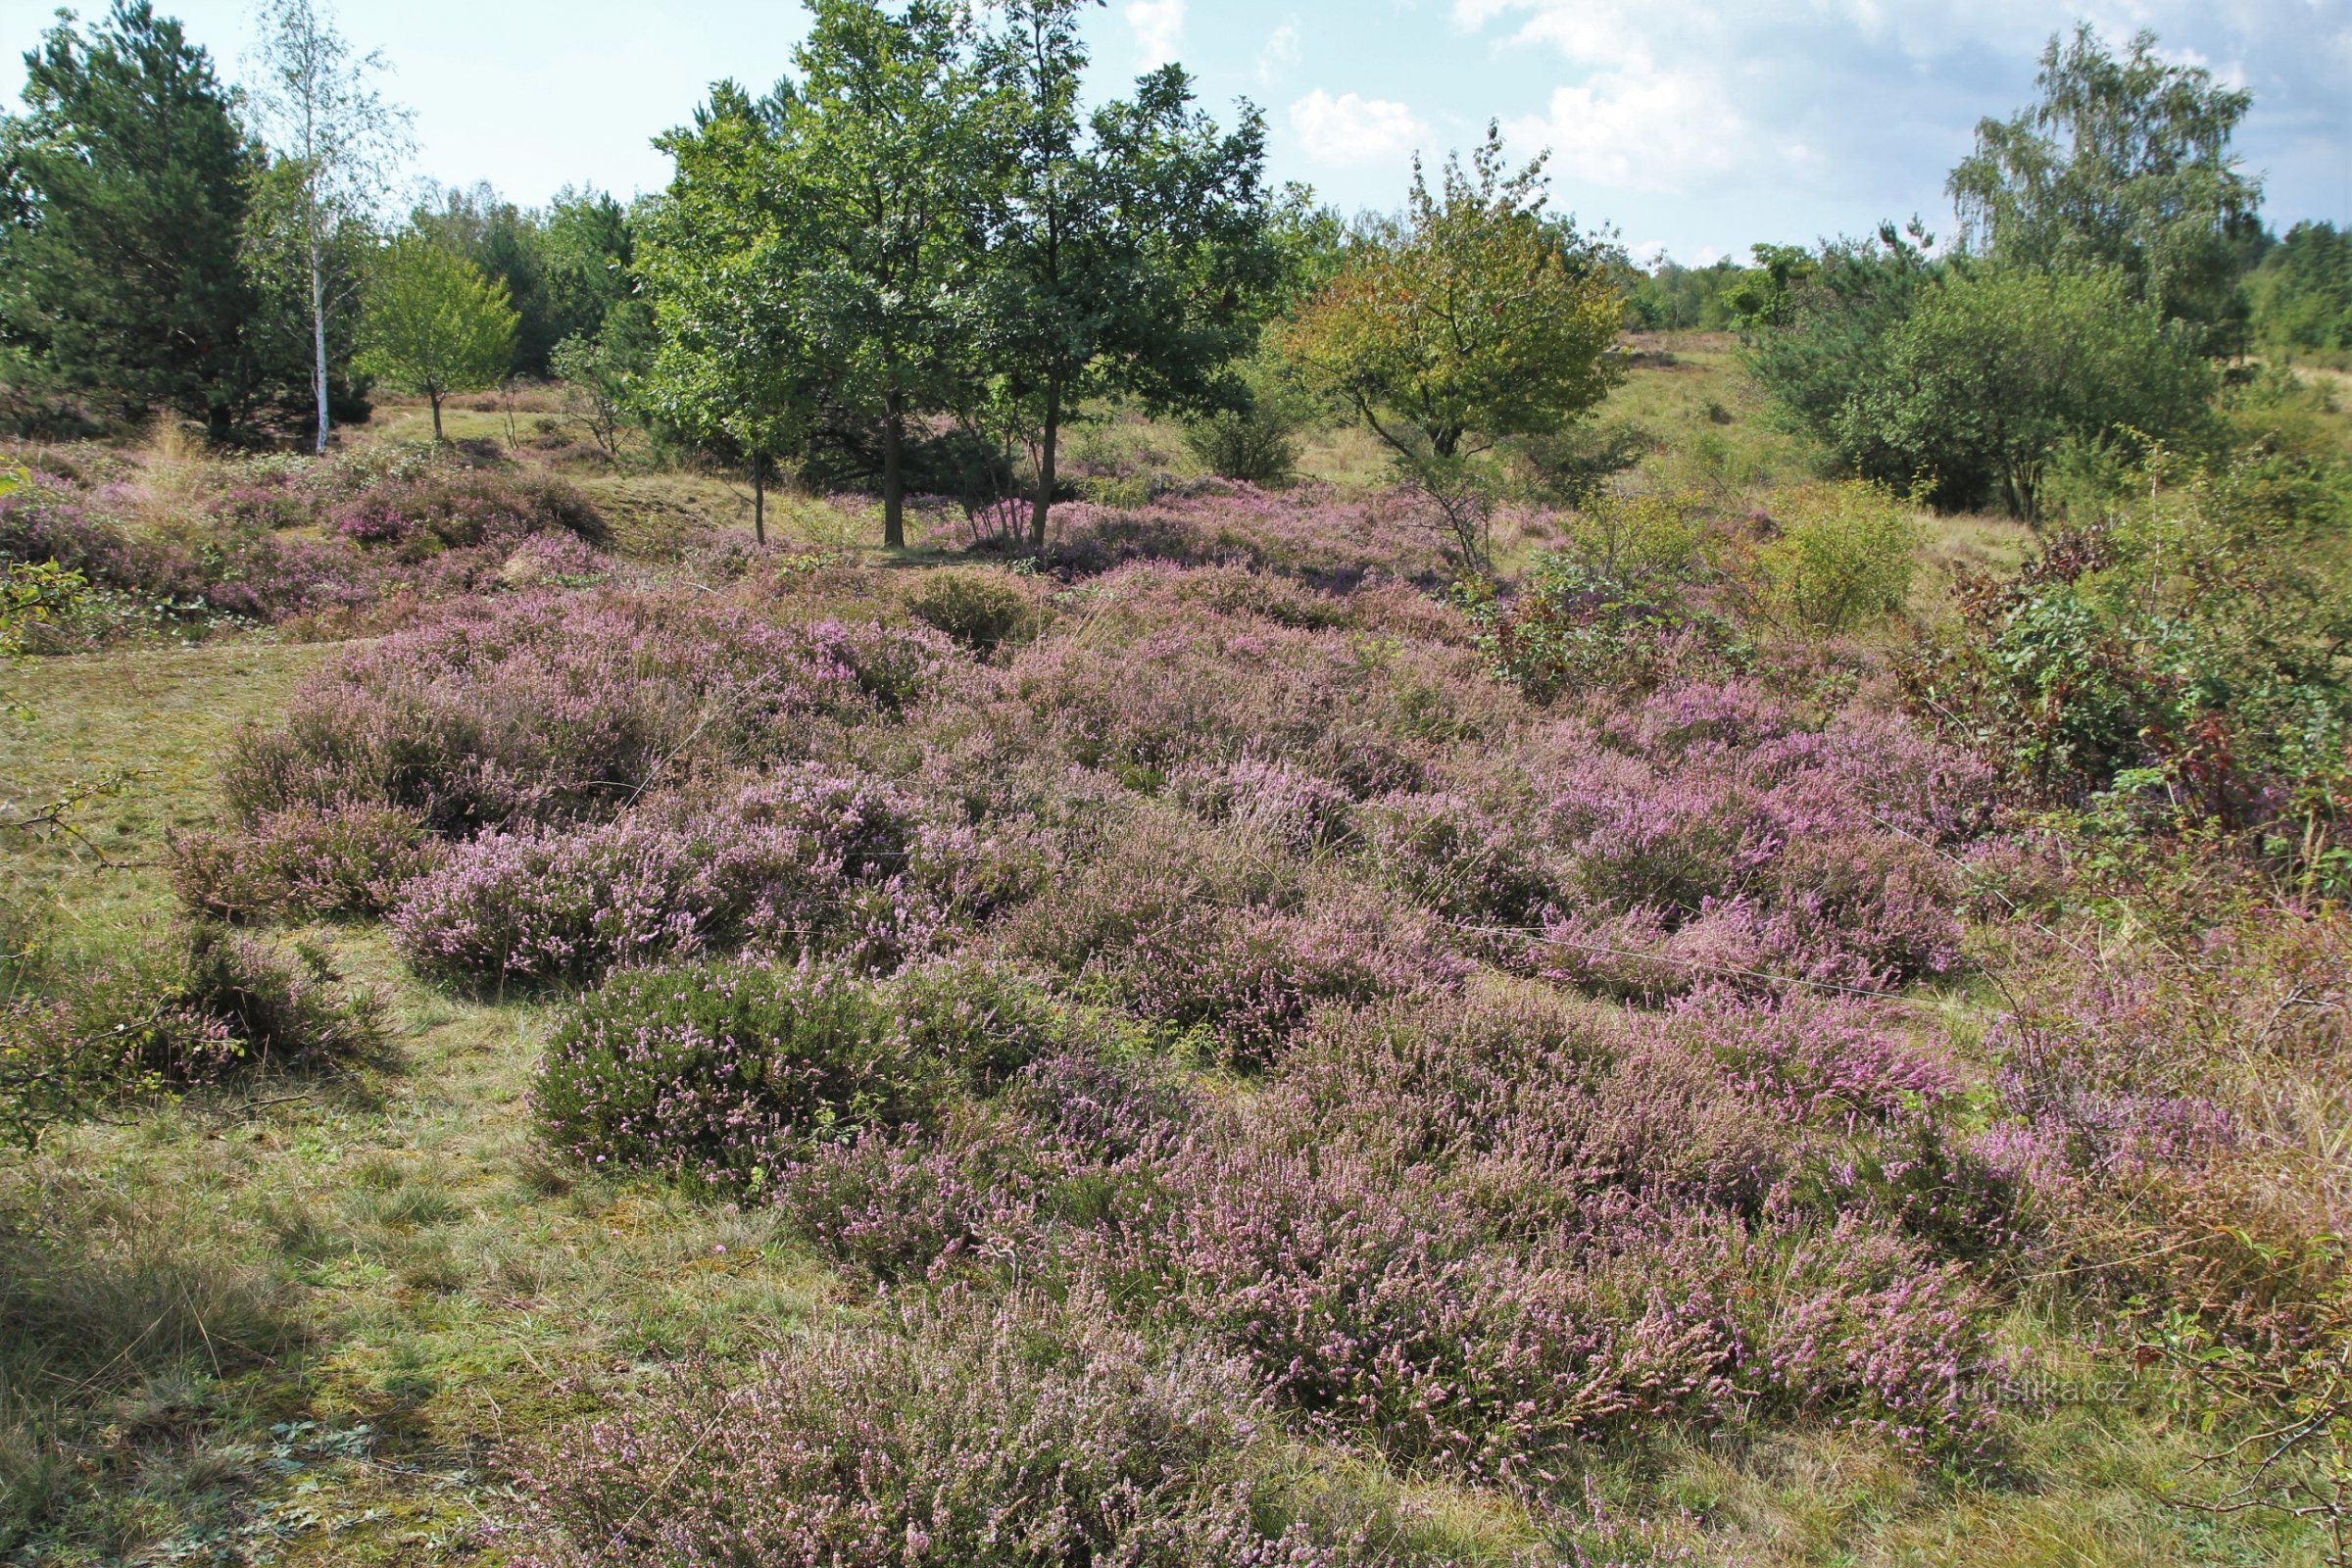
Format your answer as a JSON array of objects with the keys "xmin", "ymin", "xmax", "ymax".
[
  {"xmin": 389, "ymin": 769, "xmax": 937, "ymax": 986},
  {"xmin": 887, "ymin": 958, "xmax": 1071, "ymax": 1094},
  {"xmin": 1747, "ymin": 244, "xmax": 2215, "ymax": 516},
  {"xmin": 330, "ymin": 468, "xmax": 608, "ymax": 551},
  {"xmin": 1752, "ymin": 481, "xmax": 1924, "ymax": 633},
  {"xmin": 223, "ymin": 594, "xmax": 949, "ymax": 833},
  {"xmin": 1356, "ymin": 788, "xmax": 1553, "ymax": 926},
  {"xmin": 171, "ymin": 802, "xmax": 441, "ymax": 922},
  {"xmin": 1181, "ymin": 358, "xmax": 1310, "ymax": 487},
  {"xmin": 1482, "ymin": 493, "xmax": 1741, "ymax": 702},
  {"xmin": 1526, "ymin": 682, "xmax": 1981, "ymax": 994},
  {"xmin": 1001, "ymin": 810, "xmax": 1465, "ymax": 1063},
  {"xmin": 513, "ymin": 1288, "xmax": 1357, "ymax": 1568},
  {"xmin": 1902, "ymin": 451, "xmax": 2352, "ymax": 891},
  {"xmin": 1102, "ymin": 1127, "xmax": 1999, "ymax": 1476},
  {"xmin": 905, "ymin": 568, "xmax": 1040, "ymax": 654},
  {"xmin": 533, "ymin": 961, "xmax": 936, "ymax": 1189},
  {"xmin": 42, "ymin": 923, "xmax": 385, "ymax": 1103}
]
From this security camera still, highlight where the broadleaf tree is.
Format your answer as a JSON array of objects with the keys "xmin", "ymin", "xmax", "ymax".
[
  {"xmin": 1281, "ymin": 123, "xmax": 1625, "ymax": 575},
  {"xmin": 978, "ymin": 0, "xmax": 1277, "ymax": 551},
  {"xmin": 635, "ymin": 81, "xmax": 812, "ymax": 544},
  {"xmin": 784, "ymin": 0, "xmax": 992, "ymax": 549},
  {"xmin": 356, "ymin": 233, "xmax": 517, "ymax": 441},
  {"xmin": 1948, "ymin": 24, "xmax": 2262, "ymax": 354}
]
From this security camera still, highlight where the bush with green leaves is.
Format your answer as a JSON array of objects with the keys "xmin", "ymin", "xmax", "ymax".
[
  {"xmin": 1481, "ymin": 491, "xmax": 1741, "ymax": 701},
  {"xmin": 1507, "ymin": 419, "xmax": 1654, "ymax": 509},
  {"xmin": 534, "ymin": 959, "xmax": 1075, "ymax": 1189},
  {"xmin": 1902, "ymin": 448, "xmax": 2352, "ymax": 892},
  {"xmin": 534, "ymin": 961, "xmax": 929, "ymax": 1189},
  {"xmin": 1181, "ymin": 353, "xmax": 1313, "ymax": 486},
  {"xmin": 1753, "ymin": 481, "xmax": 1925, "ymax": 633},
  {"xmin": 1746, "ymin": 236, "xmax": 2215, "ymax": 517},
  {"xmin": 5, "ymin": 922, "xmax": 384, "ymax": 1147},
  {"xmin": 904, "ymin": 568, "xmax": 1040, "ymax": 655}
]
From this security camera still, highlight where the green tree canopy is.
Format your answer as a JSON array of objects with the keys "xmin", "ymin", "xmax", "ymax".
[
  {"xmin": 1817, "ymin": 262, "xmax": 2213, "ymax": 517},
  {"xmin": 2250, "ymin": 221, "xmax": 2352, "ymax": 359},
  {"xmin": 784, "ymin": 0, "xmax": 994, "ymax": 548},
  {"xmin": 0, "ymin": 1, "xmax": 263, "ymax": 433},
  {"xmin": 247, "ymin": 0, "xmax": 412, "ymax": 452},
  {"xmin": 1280, "ymin": 126, "xmax": 1624, "ymax": 466},
  {"xmin": 634, "ymin": 81, "xmax": 811, "ymax": 543},
  {"xmin": 356, "ymin": 233, "xmax": 518, "ymax": 439},
  {"xmin": 1948, "ymin": 24, "xmax": 2261, "ymax": 353},
  {"xmin": 979, "ymin": 0, "xmax": 1277, "ymax": 549}
]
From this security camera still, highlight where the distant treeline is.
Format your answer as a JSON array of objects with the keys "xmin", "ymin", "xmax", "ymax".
[{"xmin": 2, "ymin": 3, "xmax": 2346, "ymax": 533}]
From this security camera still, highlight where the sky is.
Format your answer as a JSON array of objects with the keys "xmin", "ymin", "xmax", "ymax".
[{"xmin": 3, "ymin": 0, "xmax": 2347, "ymax": 264}]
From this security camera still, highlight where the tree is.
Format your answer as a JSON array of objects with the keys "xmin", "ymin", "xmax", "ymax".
[
  {"xmin": 0, "ymin": 2, "xmax": 261, "ymax": 433},
  {"xmin": 1281, "ymin": 123, "xmax": 1624, "ymax": 573},
  {"xmin": 784, "ymin": 0, "xmax": 993, "ymax": 549},
  {"xmin": 1948, "ymin": 24, "xmax": 2262, "ymax": 354},
  {"xmin": 356, "ymin": 234, "xmax": 517, "ymax": 440},
  {"xmin": 2250, "ymin": 221, "xmax": 2352, "ymax": 359},
  {"xmin": 246, "ymin": 0, "xmax": 412, "ymax": 452},
  {"xmin": 978, "ymin": 0, "xmax": 1276, "ymax": 550},
  {"xmin": 1830, "ymin": 263, "xmax": 2213, "ymax": 517},
  {"xmin": 635, "ymin": 81, "xmax": 812, "ymax": 545},
  {"xmin": 539, "ymin": 186, "xmax": 637, "ymax": 349}
]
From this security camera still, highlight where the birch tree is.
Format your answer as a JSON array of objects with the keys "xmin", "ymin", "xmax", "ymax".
[{"xmin": 246, "ymin": 0, "xmax": 411, "ymax": 453}]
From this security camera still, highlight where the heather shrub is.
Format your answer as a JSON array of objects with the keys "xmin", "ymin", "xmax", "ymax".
[
  {"xmin": 326, "ymin": 466, "xmax": 606, "ymax": 554},
  {"xmin": 513, "ymin": 1288, "xmax": 1359, "ymax": 1568},
  {"xmin": 1356, "ymin": 788, "xmax": 1553, "ymax": 926},
  {"xmin": 1277, "ymin": 988, "xmax": 1781, "ymax": 1222},
  {"xmin": 171, "ymin": 802, "xmax": 441, "ymax": 922},
  {"xmin": 1033, "ymin": 484, "xmax": 1445, "ymax": 590},
  {"xmin": 1529, "ymin": 682, "xmax": 1982, "ymax": 993},
  {"xmin": 534, "ymin": 960, "xmax": 938, "ymax": 1188},
  {"xmin": 1171, "ymin": 758, "xmax": 1354, "ymax": 855},
  {"xmin": 1985, "ymin": 909, "xmax": 2350, "ymax": 1345},
  {"xmin": 904, "ymin": 568, "xmax": 1042, "ymax": 654},
  {"xmin": 224, "ymin": 594, "xmax": 947, "ymax": 833},
  {"xmin": 776, "ymin": 1050, "xmax": 1193, "ymax": 1285},
  {"xmin": 66, "ymin": 923, "xmax": 384, "ymax": 1089},
  {"xmin": 1670, "ymin": 989, "xmax": 1958, "ymax": 1127},
  {"xmin": 1001, "ymin": 810, "xmax": 1464, "ymax": 1063},
  {"xmin": 390, "ymin": 769, "xmax": 938, "ymax": 985},
  {"xmin": 888, "ymin": 957, "xmax": 1073, "ymax": 1093},
  {"xmin": 1005, "ymin": 605, "xmax": 1433, "ymax": 796},
  {"xmin": 1104, "ymin": 1126, "xmax": 1999, "ymax": 1475},
  {"xmin": 774, "ymin": 1103, "xmax": 1083, "ymax": 1284}
]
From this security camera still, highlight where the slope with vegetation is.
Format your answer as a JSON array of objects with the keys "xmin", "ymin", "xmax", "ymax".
[{"xmin": 0, "ymin": 3, "xmax": 2348, "ymax": 1567}]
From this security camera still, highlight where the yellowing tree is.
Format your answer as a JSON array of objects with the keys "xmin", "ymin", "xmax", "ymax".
[
  {"xmin": 357, "ymin": 233, "xmax": 516, "ymax": 441},
  {"xmin": 1282, "ymin": 124, "xmax": 1623, "ymax": 574}
]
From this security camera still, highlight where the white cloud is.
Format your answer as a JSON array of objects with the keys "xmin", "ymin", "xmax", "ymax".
[
  {"xmin": 1288, "ymin": 88, "xmax": 1427, "ymax": 168},
  {"xmin": 1258, "ymin": 21, "xmax": 1301, "ymax": 83},
  {"xmin": 1505, "ymin": 67, "xmax": 1746, "ymax": 193},
  {"xmin": 1125, "ymin": 0, "xmax": 1185, "ymax": 70}
]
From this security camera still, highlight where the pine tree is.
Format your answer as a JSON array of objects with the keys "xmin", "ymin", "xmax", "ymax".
[{"xmin": 0, "ymin": 2, "xmax": 262, "ymax": 432}]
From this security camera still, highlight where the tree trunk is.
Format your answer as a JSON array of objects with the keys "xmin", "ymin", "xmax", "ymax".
[
  {"xmin": 882, "ymin": 389, "xmax": 906, "ymax": 551},
  {"xmin": 429, "ymin": 391, "xmax": 444, "ymax": 443},
  {"xmin": 753, "ymin": 455, "xmax": 766, "ymax": 546},
  {"xmin": 1028, "ymin": 374, "xmax": 1061, "ymax": 556},
  {"xmin": 310, "ymin": 223, "xmax": 331, "ymax": 455}
]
